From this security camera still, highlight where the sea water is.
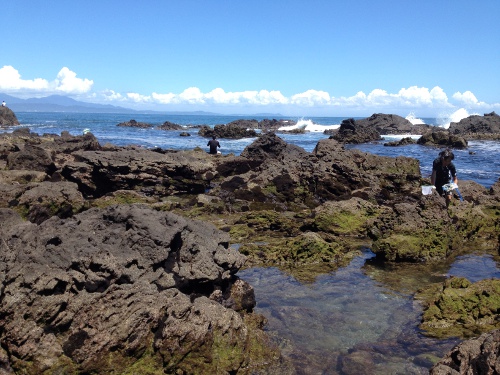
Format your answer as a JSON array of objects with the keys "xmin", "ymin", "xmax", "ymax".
[{"xmin": 3, "ymin": 110, "xmax": 500, "ymax": 373}]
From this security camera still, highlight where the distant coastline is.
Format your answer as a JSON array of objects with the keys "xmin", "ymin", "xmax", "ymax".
[{"xmin": 0, "ymin": 92, "xmax": 285, "ymax": 117}]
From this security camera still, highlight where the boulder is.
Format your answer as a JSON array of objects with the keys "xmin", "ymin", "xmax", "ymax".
[
  {"xmin": 0, "ymin": 106, "xmax": 20, "ymax": 126},
  {"xmin": 417, "ymin": 130, "xmax": 468, "ymax": 148}
]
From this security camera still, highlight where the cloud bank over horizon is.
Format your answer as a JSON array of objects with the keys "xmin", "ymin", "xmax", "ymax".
[{"xmin": 1, "ymin": 65, "xmax": 498, "ymax": 117}]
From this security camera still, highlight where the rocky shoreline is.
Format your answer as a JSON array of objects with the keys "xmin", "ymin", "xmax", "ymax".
[{"xmin": 1, "ymin": 106, "xmax": 500, "ymax": 373}]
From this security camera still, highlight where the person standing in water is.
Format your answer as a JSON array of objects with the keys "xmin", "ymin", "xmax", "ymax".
[
  {"xmin": 207, "ymin": 135, "xmax": 221, "ymax": 155},
  {"xmin": 431, "ymin": 149, "xmax": 458, "ymax": 206}
]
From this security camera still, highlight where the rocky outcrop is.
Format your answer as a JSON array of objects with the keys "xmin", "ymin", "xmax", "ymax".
[
  {"xmin": 0, "ymin": 106, "xmax": 20, "ymax": 126},
  {"xmin": 332, "ymin": 117, "xmax": 382, "ymax": 144},
  {"xmin": 116, "ymin": 119, "xmax": 152, "ymax": 128},
  {"xmin": 156, "ymin": 120, "xmax": 184, "ymax": 130},
  {"xmin": 383, "ymin": 137, "xmax": 417, "ymax": 146},
  {"xmin": 430, "ymin": 329, "xmax": 500, "ymax": 375},
  {"xmin": 259, "ymin": 118, "xmax": 297, "ymax": 131},
  {"xmin": 355, "ymin": 113, "xmax": 432, "ymax": 135},
  {"xmin": 449, "ymin": 112, "xmax": 500, "ymax": 140},
  {"xmin": 0, "ymin": 205, "xmax": 288, "ymax": 374},
  {"xmin": 198, "ymin": 123, "xmax": 258, "ymax": 139},
  {"xmin": 417, "ymin": 130, "xmax": 468, "ymax": 148}
]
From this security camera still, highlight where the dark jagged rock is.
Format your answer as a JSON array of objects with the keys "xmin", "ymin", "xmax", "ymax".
[
  {"xmin": 430, "ymin": 329, "xmax": 500, "ymax": 375},
  {"xmin": 7, "ymin": 143, "xmax": 57, "ymax": 174},
  {"xmin": 156, "ymin": 120, "xmax": 184, "ymax": 130},
  {"xmin": 383, "ymin": 137, "xmax": 417, "ymax": 147},
  {"xmin": 198, "ymin": 123, "xmax": 258, "ymax": 139},
  {"xmin": 258, "ymin": 118, "xmax": 297, "ymax": 131},
  {"xmin": 417, "ymin": 130, "xmax": 468, "ymax": 148},
  {"xmin": 332, "ymin": 117, "xmax": 382, "ymax": 144},
  {"xmin": 0, "ymin": 106, "xmax": 20, "ymax": 126},
  {"xmin": 355, "ymin": 113, "xmax": 431, "ymax": 135},
  {"xmin": 116, "ymin": 119, "xmax": 152, "ymax": 128},
  {"xmin": 226, "ymin": 119, "xmax": 259, "ymax": 129},
  {"xmin": 449, "ymin": 112, "xmax": 500, "ymax": 140},
  {"xmin": 0, "ymin": 205, "xmax": 288, "ymax": 374}
]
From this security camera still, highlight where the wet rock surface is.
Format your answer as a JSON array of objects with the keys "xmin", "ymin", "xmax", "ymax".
[{"xmin": 430, "ymin": 329, "xmax": 500, "ymax": 375}]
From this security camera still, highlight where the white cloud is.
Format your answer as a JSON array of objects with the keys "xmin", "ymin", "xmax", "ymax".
[
  {"xmin": 53, "ymin": 67, "xmax": 93, "ymax": 94},
  {"xmin": 2, "ymin": 65, "xmax": 498, "ymax": 116},
  {"xmin": 291, "ymin": 90, "xmax": 330, "ymax": 106},
  {"xmin": 0, "ymin": 65, "xmax": 93, "ymax": 95},
  {"xmin": 0, "ymin": 65, "xmax": 48, "ymax": 90},
  {"xmin": 452, "ymin": 90, "xmax": 487, "ymax": 107}
]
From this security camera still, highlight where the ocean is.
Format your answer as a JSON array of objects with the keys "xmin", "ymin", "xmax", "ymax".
[
  {"xmin": 4, "ymin": 110, "xmax": 499, "ymax": 188},
  {"xmin": 3, "ymin": 110, "xmax": 500, "ymax": 372}
]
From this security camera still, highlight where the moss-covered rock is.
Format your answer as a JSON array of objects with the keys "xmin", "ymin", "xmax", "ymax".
[{"xmin": 417, "ymin": 277, "xmax": 500, "ymax": 338}]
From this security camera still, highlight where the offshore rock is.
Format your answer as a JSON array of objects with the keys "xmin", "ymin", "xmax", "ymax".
[
  {"xmin": 332, "ymin": 117, "xmax": 382, "ymax": 144},
  {"xmin": 354, "ymin": 113, "xmax": 432, "ymax": 135},
  {"xmin": 0, "ymin": 205, "xmax": 288, "ymax": 374},
  {"xmin": 156, "ymin": 120, "xmax": 184, "ymax": 130},
  {"xmin": 116, "ymin": 119, "xmax": 152, "ymax": 128},
  {"xmin": 430, "ymin": 329, "xmax": 500, "ymax": 375},
  {"xmin": 0, "ymin": 106, "xmax": 20, "ymax": 126},
  {"xmin": 448, "ymin": 112, "xmax": 500, "ymax": 140},
  {"xmin": 417, "ymin": 130, "xmax": 468, "ymax": 148},
  {"xmin": 198, "ymin": 123, "xmax": 258, "ymax": 139}
]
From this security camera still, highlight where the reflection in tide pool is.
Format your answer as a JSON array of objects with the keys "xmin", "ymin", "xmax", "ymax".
[{"xmin": 239, "ymin": 250, "xmax": 500, "ymax": 374}]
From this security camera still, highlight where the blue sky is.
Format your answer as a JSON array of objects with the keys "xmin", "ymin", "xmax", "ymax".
[{"xmin": 1, "ymin": 0, "xmax": 499, "ymax": 117}]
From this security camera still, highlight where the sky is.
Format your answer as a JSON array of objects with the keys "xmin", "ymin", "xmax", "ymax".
[{"xmin": 1, "ymin": 0, "xmax": 499, "ymax": 117}]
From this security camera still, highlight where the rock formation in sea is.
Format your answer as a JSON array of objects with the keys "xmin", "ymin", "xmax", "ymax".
[
  {"xmin": 0, "ymin": 106, "xmax": 20, "ymax": 126},
  {"xmin": 116, "ymin": 119, "xmax": 152, "ymax": 128},
  {"xmin": 448, "ymin": 111, "xmax": 500, "ymax": 140}
]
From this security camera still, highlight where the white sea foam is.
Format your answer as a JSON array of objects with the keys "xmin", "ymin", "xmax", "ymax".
[
  {"xmin": 405, "ymin": 112, "xmax": 425, "ymax": 125},
  {"xmin": 435, "ymin": 108, "xmax": 479, "ymax": 129},
  {"xmin": 278, "ymin": 118, "xmax": 340, "ymax": 133}
]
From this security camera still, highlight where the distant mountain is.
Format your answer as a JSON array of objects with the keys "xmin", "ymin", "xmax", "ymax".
[
  {"xmin": 0, "ymin": 93, "xmax": 285, "ymax": 117},
  {"xmin": 0, "ymin": 93, "xmax": 138, "ymax": 114}
]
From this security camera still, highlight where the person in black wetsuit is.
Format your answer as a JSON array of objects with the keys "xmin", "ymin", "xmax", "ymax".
[
  {"xmin": 431, "ymin": 149, "xmax": 458, "ymax": 206},
  {"xmin": 207, "ymin": 135, "xmax": 220, "ymax": 155}
]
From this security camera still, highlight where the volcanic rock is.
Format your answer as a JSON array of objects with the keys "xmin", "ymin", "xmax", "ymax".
[
  {"xmin": 0, "ymin": 205, "xmax": 287, "ymax": 374},
  {"xmin": 430, "ymin": 329, "xmax": 500, "ymax": 375},
  {"xmin": 116, "ymin": 119, "xmax": 152, "ymax": 128},
  {"xmin": 417, "ymin": 130, "xmax": 468, "ymax": 148},
  {"xmin": 448, "ymin": 111, "xmax": 500, "ymax": 140},
  {"xmin": 0, "ymin": 106, "xmax": 20, "ymax": 126}
]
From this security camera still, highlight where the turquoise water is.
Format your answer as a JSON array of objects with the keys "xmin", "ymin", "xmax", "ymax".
[{"xmin": 239, "ymin": 251, "xmax": 500, "ymax": 374}]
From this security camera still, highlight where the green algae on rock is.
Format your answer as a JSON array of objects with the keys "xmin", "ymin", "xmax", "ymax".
[{"xmin": 417, "ymin": 277, "xmax": 500, "ymax": 339}]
